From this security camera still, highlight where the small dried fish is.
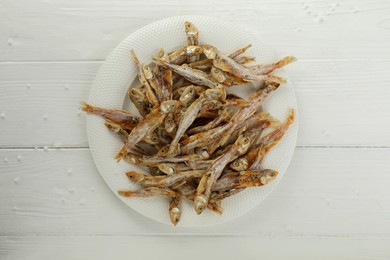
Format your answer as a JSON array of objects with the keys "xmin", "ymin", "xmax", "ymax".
[
  {"xmin": 184, "ymin": 21, "xmax": 200, "ymax": 63},
  {"xmin": 249, "ymin": 56, "xmax": 297, "ymax": 75},
  {"xmin": 249, "ymin": 109, "xmax": 295, "ymax": 170},
  {"xmin": 211, "ymin": 169, "xmax": 279, "ymax": 192},
  {"xmin": 130, "ymin": 50, "xmax": 159, "ymax": 106},
  {"xmin": 156, "ymin": 49, "xmax": 173, "ymax": 101},
  {"xmin": 124, "ymin": 152, "xmax": 203, "ymax": 167},
  {"xmin": 118, "ymin": 187, "xmax": 175, "ymax": 198},
  {"xmin": 154, "ymin": 56, "xmax": 224, "ymax": 89},
  {"xmin": 203, "ymin": 45, "xmax": 287, "ymax": 84},
  {"xmin": 143, "ymin": 65, "xmax": 162, "ymax": 101},
  {"xmin": 126, "ymin": 170, "xmax": 205, "ymax": 188},
  {"xmin": 157, "ymin": 162, "xmax": 210, "ymax": 175},
  {"xmin": 80, "ymin": 102, "xmax": 141, "ymax": 130}
]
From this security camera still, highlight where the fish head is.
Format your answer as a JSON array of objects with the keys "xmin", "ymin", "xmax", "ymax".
[
  {"xmin": 194, "ymin": 195, "xmax": 207, "ymax": 215},
  {"xmin": 230, "ymin": 157, "xmax": 249, "ymax": 171},
  {"xmin": 211, "ymin": 67, "xmax": 227, "ymax": 82},
  {"xmin": 259, "ymin": 169, "xmax": 279, "ymax": 185},
  {"xmin": 165, "ymin": 116, "xmax": 177, "ymax": 133},
  {"xmin": 149, "ymin": 132, "xmax": 159, "ymax": 144},
  {"xmin": 202, "ymin": 45, "xmax": 218, "ymax": 59},
  {"xmin": 104, "ymin": 120, "xmax": 121, "ymax": 133},
  {"xmin": 186, "ymin": 45, "xmax": 203, "ymax": 55},
  {"xmin": 169, "ymin": 207, "xmax": 182, "ymax": 226},
  {"xmin": 205, "ymin": 88, "xmax": 226, "ymax": 101},
  {"xmin": 128, "ymin": 88, "xmax": 145, "ymax": 102},
  {"xmin": 158, "ymin": 163, "xmax": 175, "ymax": 175},
  {"xmin": 126, "ymin": 171, "xmax": 145, "ymax": 183},
  {"xmin": 179, "ymin": 85, "xmax": 197, "ymax": 105},
  {"xmin": 142, "ymin": 65, "xmax": 154, "ymax": 80},
  {"xmin": 157, "ymin": 145, "xmax": 169, "ymax": 156},
  {"xmin": 195, "ymin": 147, "xmax": 210, "ymax": 159},
  {"xmin": 160, "ymin": 100, "xmax": 181, "ymax": 113},
  {"xmin": 237, "ymin": 135, "xmax": 252, "ymax": 154}
]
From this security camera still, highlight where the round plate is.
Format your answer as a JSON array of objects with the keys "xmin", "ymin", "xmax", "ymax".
[{"xmin": 87, "ymin": 15, "xmax": 298, "ymax": 227}]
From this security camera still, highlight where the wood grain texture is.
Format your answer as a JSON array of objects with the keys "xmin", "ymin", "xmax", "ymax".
[
  {"xmin": 1, "ymin": 236, "xmax": 390, "ymax": 260},
  {"xmin": 1, "ymin": 60, "xmax": 389, "ymax": 147},
  {"xmin": 1, "ymin": 0, "xmax": 390, "ymax": 61},
  {"xmin": 0, "ymin": 148, "xmax": 389, "ymax": 235}
]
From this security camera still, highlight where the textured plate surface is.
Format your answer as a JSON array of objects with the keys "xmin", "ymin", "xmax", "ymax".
[{"xmin": 87, "ymin": 15, "xmax": 298, "ymax": 227}]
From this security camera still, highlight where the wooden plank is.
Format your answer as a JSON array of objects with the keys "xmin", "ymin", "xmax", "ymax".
[
  {"xmin": 0, "ymin": 148, "xmax": 389, "ymax": 235},
  {"xmin": 1, "ymin": 236, "xmax": 389, "ymax": 260},
  {"xmin": 1, "ymin": 60, "xmax": 390, "ymax": 147},
  {"xmin": 1, "ymin": 0, "xmax": 390, "ymax": 61}
]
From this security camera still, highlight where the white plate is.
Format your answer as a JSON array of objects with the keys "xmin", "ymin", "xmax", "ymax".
[{"xmin": 87, "ymin": 15, "xmax": 298, "ymax": 227}]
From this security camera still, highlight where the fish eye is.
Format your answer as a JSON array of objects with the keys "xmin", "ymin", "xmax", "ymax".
[
  {"xmin": 232, "ymin": 162, "xmax": 238, "ymax": 167},
  {"xmin": 160, "ymin": 149, "xmax": 166, "ymax": 154},
  {"xmin": 171, "ymin": 104, "xmax": 177, "ymax": 108},
  {"xmin": 189, "ymin": 89, "xmax": 194, "ymax": 94},
  {"xmin": 243, "ymin": 138, "xmax": 250, "ymax": 144},
  {"xmin": 152, "ymin": 136, "xmax": 158, "ymax": 142}
]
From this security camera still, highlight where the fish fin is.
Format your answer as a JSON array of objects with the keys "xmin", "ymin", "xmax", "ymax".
[{"xmin": 208, "ymin": 200, "xmax": 223, "ymax": 214}]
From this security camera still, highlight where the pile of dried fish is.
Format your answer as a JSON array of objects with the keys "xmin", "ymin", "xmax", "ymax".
[{"xmin": 82, "ymin": 21, "xmax": 296, "ymax": 225}]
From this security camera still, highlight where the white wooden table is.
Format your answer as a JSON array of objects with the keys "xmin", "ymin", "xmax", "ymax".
[{"xmin": 1, "ymin": 0, "xmax": 390, "ymax": 259}]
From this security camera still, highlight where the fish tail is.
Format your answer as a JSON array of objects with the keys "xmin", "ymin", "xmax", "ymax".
[
  {"xmin": 267, "ymin": 75, "xmax": 287, "ymax": 84},
  {"xmin": 118, "ymin": 190, "xmax": 136, "ymax": 197},
  {"xmin": 114, "ymin": 146, "xmax": 127, "ymax": 162},
  {"xmin": 130, "ymin": 49, "xmax": 141, "ymax": 65},
  {"xmin": 287, "ymin": 108, "xmax": 295, "ymax": 124},
  {"xmin": 243, "ymin": 44, "xmax": 252, "ymax": 52},
  {"xmin": 260, "ymin": 112, "xmax": 281, "ymax": 128},
  {"xmin": 275, "ymin": 56, "xmax": 297, "ymax": 69},
  {"xmin": 80, "ymin": 101, "xmax": 92, "ymax": 113}
]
